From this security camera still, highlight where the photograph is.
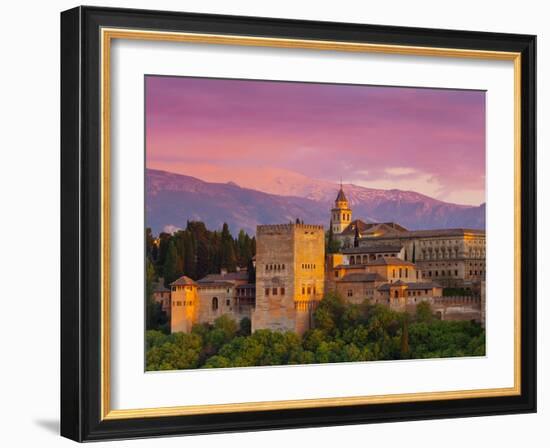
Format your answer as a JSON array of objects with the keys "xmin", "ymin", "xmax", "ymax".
[{"xmin": 144, "ymin": 75, "xmax": 487, "ymax": 371}]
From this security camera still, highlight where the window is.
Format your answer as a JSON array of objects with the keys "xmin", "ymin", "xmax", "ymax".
[
  {"xmin": 405, "ymin": 268, "xmax": 408, "ymax": 278},
  {"xmin": 307, "ymin": 286, "xmax": 311, "ymax": 294},
  {"xmin": 212, "ymin": 297, "xmax": 218, "ymax": 311},
  {"xmin": 399, "ymin": 268, "xmax": 402, "ymax": 277},
  {"xmin": 392, "ymin": 269, "xmax": 396, "ymax": 278},
  {"xmin": 335, "ymin": 271, "xmax": 339, "ymax": 278},
  {"xmin": 455, "ymin": 270, "xmax": 458, "ymax": 276},
  {"xmin": 265, "ymin": 288, "xmax": 270, "ymax": 296},
  {"xmin": 302, "ymin": 286, "xmax": 305, "ymax": 295},
  {"xmin": 347, "ymin": 289, "xmax": 353, "ymax": 297},
  {"xmin": 272, "ymin": 287, "xmax": 278, "ymax": 295},
  {"xmin": 226, "ymin": 299, "xmax": 230, "ymax": 306},
  {"xmin": 280, "ymin": 287, "xmax": 285, "ymax": 295},
  {"xmin": 394, "ymin": 291, "xmax": 399, "ymax": 299}
]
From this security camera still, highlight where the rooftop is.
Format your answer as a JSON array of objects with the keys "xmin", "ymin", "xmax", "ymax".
[
  {"xmin": 342, "ymin": 244, "xmax": 403, "ymax": 254},
  {"xmin": 363, "ymin": 228, "xmax": 485, "ymax": 240},
  {"xmin": 198, "ymin": 271, "xmax": 249, "ymax": 283},
  {"xmin": 338, "ymin": 273, "xmax": 385, "ymax": 283},
  {"xmin": 335, "ymin": 187, "xmax": 348, "ymax": 203},
  {"xmin": 340, "ymin": 221, "xmax": 408, "ymax": 236},
  {"xmin": 378, "ymin": 281, "xmax": 441, "ymax": 291},
  {"xmin": 366, "ymin": 257, "xmax": 416, "ymax": 267},
  {"xmin": 170, "ymin": 275, "xmax": 197, "ymax": 286}
]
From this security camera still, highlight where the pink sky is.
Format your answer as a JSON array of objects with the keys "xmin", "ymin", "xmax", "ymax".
[{"xmin": 145, "ymin": 76, "xmax": 486, "ymax": 206}]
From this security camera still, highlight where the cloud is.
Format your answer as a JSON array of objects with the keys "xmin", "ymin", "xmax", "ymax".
[
  {"xmin": 163, "ymin": 224, "xmax": 182, "ymax": 234},
  {"xmin": 351, "ymin": 171, "xmax": 444, "ymax": 198},
  {"xmin": 384, "ymin": 167, "xmax": 418, "ymax": 176}
]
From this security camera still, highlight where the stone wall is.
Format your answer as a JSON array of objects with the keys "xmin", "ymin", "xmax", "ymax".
[
  {"xmin": 170, "ymin": 285, "xmax": 199, "ymax": 333},
  {"xmin": 252, "ymin": 224, "xmax": 324, "ymax": 335}
]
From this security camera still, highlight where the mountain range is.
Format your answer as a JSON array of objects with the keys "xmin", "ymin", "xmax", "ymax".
[{"xmin": 146, "ymin": 168, "xmax": 485, "ymax": 236}]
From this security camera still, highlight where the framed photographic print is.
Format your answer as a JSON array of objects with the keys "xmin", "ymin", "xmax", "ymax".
[{"xmin": 60, "ymin": 6, "xmax": 536, "ymax": 442}]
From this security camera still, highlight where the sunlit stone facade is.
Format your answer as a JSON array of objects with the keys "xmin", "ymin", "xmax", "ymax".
[{"xmin": 252, "ymin": 223, "xmax": 325, "ymax": 335}]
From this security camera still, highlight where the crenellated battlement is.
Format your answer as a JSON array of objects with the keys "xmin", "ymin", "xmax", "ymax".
[{"xmin": 257, "ymin": 223, "xmax": 324, "ymax": 233}]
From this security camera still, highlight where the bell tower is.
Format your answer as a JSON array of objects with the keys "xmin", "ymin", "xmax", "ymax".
[{"xmin": 331, "ymin": 184, "xmax": 352, "ymax": 234}]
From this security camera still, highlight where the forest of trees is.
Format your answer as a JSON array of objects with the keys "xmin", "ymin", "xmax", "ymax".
[
  {"xmin": 145, "ymin": 292, "xmax": 486, "ymax": 371},
  {"xmin": 145, "ymin": 221, "xmax": 256, "ymax": 333},
  {"xmin": 147, "ymin": 221, "xmax": 256, "ymax": 286}
]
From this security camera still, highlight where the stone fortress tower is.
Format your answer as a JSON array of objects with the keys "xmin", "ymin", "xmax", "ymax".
[
  {"xmin": 331, "ymin": 184, "xmax": 352, "ymax": 234},
  {"xmin": 170, "ymin": 276, "xmax": 200, "ymax": 333},
  {"xmin": 252, "ymin": 223, "xmax": 325, "ymax": 336}
]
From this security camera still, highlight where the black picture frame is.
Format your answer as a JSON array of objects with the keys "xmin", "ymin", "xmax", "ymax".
[{"xmin": 61, "ymin": 5, "xmax": 536, "ymax": 442}]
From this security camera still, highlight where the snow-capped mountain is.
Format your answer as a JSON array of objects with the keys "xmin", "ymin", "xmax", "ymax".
[{"xmin": 146, "ymin": 168, "xmax": 485, "ymax": 235}]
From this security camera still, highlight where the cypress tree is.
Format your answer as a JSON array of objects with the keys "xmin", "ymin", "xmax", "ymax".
[
  {"xmin": 162, "ymin": 240, "xmax": 178, "ymax": 286},
  {"xmin": 220, "ymin": 223, "xmax": 237, "ymax": 272},
  {"xmin": 327, "ymin": 219, "xmax": 335, "ymax": 254}
]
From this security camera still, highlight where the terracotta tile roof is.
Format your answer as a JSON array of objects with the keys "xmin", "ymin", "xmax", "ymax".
[
  {"xmin": 170, "ymin": 275, "xmax": 197, "ymax": 286},
  {"xmin": 197, "ymin": 281, "xmax": 235, "ymax": 288},
  {"xmin": 342, "ymin": 244, "xmax": 403, "ymax": 254},
  {"xmin": 340, "ymin": 221, "xmax": 408, "ymax": 236},
  {"xmin": 338, "ymin": 273, "xmax": 385, "ymax": 283},
  {"xmin": 198, "ymin": 271, "xmax": 249, "ymax": 282},
  {"xmin": 366, "ymin": 257, "xmax": 415, "ymax": 267},
  {"xmin": 377, "ymin": 281, "xmax": 441, "ymax": 291}
]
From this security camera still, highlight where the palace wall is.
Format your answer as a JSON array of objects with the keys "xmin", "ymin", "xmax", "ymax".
[
  {"xmin": 170, "ymin": 285, "xmax": 199, "ymax": 333},
  {"xmin": 252, "ymin": 224, "xmax": 324, "ymax": 335}
]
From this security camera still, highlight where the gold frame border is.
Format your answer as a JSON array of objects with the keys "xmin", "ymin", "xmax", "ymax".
[{"xmin": 100, "ymin": 28, "xmax": 522, "ymax": 421}]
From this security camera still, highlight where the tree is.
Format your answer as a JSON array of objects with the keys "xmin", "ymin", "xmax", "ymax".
[
  {"xmin": 220, "ymin": 222, "xmax": 237, "ymax": 272},
  {"xmin": 327, "ymin": 220, "xmax": 341, "ymax": 254},
  {"xmin": 156, "ymin": 232, "xmax": 171, "ymax": 268},
  {"xmin": 163, "ymin": 240, "xmax": 178, "ymax": 286},
  {"xmin": 247, "ymin": 257, "xmax": 256, "ymax": 283},
  {"xmin": 416, "ymin": 301, "xmax": 433, "ymax": 323},
  {"xmin": 183, "ymin": 231, "xmax": 197, "ymax": 279},
  {"xmin": 146, "ymin": 258, "xmax": 168, "ymax": 332},
  {"xmin": 145, "ymin": 227, "xmax": 155, "ymax": 259},
  {"xmin": 239, "ymin": 317, "xmax": 252, "ymax": 336}
]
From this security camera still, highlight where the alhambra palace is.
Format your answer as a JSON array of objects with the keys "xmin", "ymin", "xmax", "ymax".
[{"xmin": 154, "ymin": 187, "xmax": 486, "ymax": 336}]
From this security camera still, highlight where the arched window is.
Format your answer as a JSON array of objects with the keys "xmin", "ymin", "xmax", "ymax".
[
  {"xmin": 212, "ymin": 297, "xmax": 218, "ymax": 311},
  {"xmin": 394, "ymin": 290, "xmax": 399, "ymax": 298}
]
